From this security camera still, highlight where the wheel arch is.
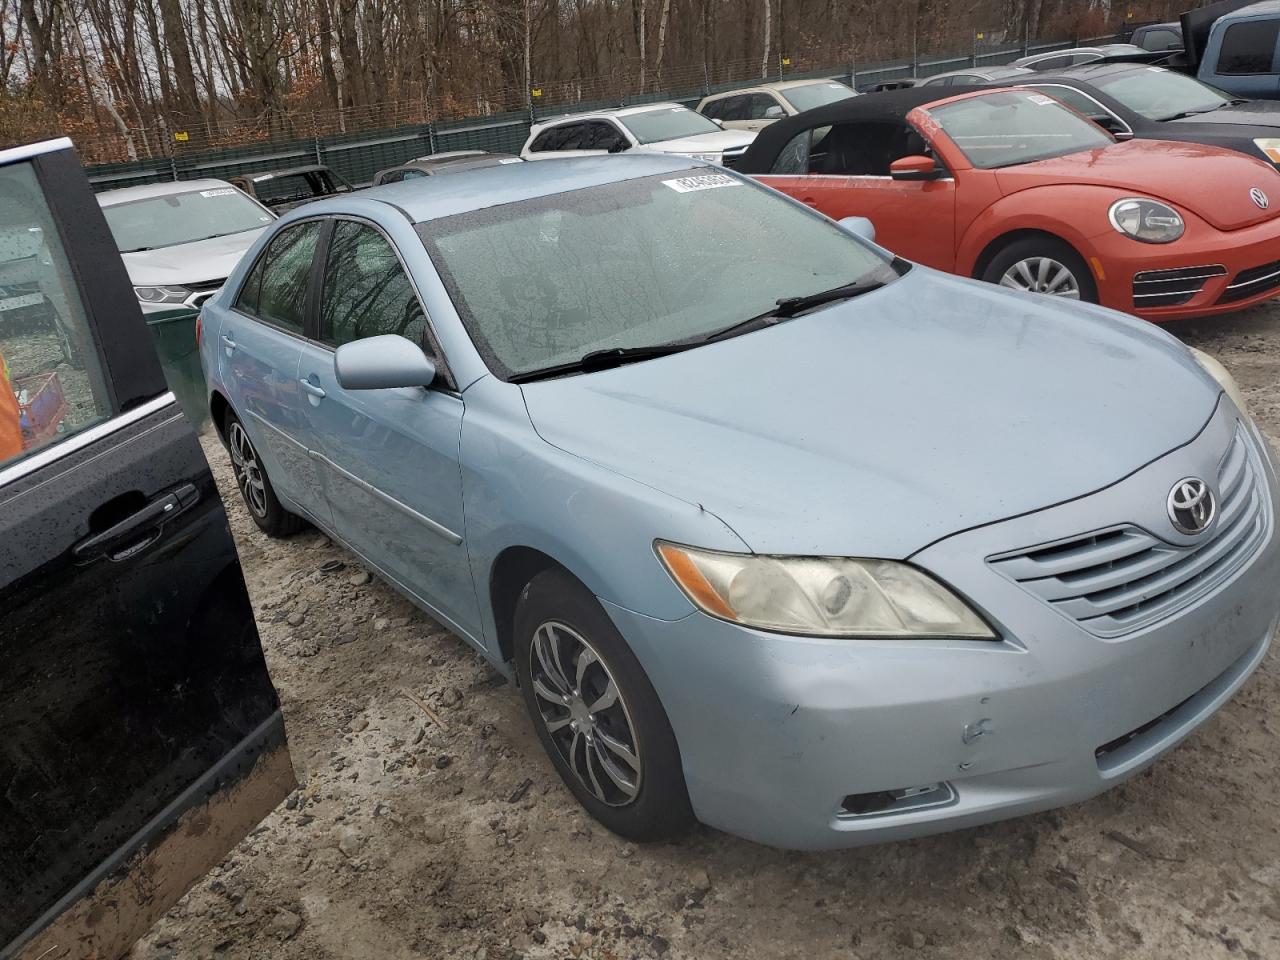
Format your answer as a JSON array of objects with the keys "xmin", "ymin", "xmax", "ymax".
[
  {"xmin": 970, "ymin": 227, "xmax": 1081, "ymax": 282},
  {"xmin": 209, "ymin": 389, "xmax": 231, "ymax": 444},
  {"xmin": 489, "ymin": 546, "xmax": 581, "ymax": 667}
]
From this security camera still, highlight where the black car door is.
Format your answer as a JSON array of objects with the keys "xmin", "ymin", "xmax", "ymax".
[{"xmin": 0, "ymin": 139, "xmax": 294, "ymax": 959}]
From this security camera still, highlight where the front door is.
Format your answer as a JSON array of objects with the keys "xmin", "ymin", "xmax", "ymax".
[
  {"xmin": 297, "ymin": 217, "xmax": 479, "ymax": 640},
  {"xmin": 756, "ymin": 119, "xmax": 959, "ymax": 270},
  {"xmin": 0, "ymin": 140, "xmax": 293, "ymax": 959}
]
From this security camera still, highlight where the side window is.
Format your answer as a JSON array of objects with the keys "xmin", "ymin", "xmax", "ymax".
[
  {"xmin": 380, "ymin": 170, "xmax": 405, "ymax": 184},
  {"xmin": 402, "ymin": 169, "xmax": 428, "ymax": 180},
  {"xmin": 585, "ymin": 122, "xmax": 625, "ymax": 151},
  {"xmin": 701, "ymin": 99, "xmax": 724, "ymax": 120},
  {"xmin": 1141, "ymin": 28, "xmax": 1181, "ymax": 51},
  {"xmin": 236, "ymin": 252, "xmax": 266, "ymax": 315},
  {"xmin": 1029, "ymin": 54, "xmax": 1071, "ymax": 70},
  {"xmin": 252, "ymin": 221, "xmax": 321, "ymax": 333},
  {"xmin": 949, "ymin": 75, "xmax": 981, "ymax": 87},
  {"xmin": 771, "ymin": 129, "xmax": 813, "ymax": 174},
  {"xmin": 719, "ymin": 96, "xmax": 749, "ymax": 122},
  {"xmin": 809, "ymin": 121, "xmax": 917, "ymax": 175},
  {"xmin": 1218, "ymin": 21, "xmax": 1280, "ymax": 74},
  {"xmin": 747, "ymin": 94, "xmax": 782, "ymax": 119},
  {"xmin": 0, "ymin": 161, "xmax": 111, "ymax": 469},
  {"xmin": 1032, "ymin": 85, "xmax": 1107, "ymax": 118},
  {"xmin": 529, "ymin": 127, "xmax": 561, "ymax": 152},
  {"xmin": 1068, "ymin": 53, "xmax": 1102, "ymax": 66},
  {"xmin": 925, "ymin": 76, "xmax": 953, "ymax": 87},
  {"xmin": 319, "ymin": 221, "xmax": 429, "ymax": 350}
]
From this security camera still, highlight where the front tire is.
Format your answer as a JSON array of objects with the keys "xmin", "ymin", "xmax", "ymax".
[
  {"xmin": 981, "ymin": 236, "xmax": 1098, "ymax": 304},
  {"xmin": 513, "ymin": 568, "xmax": 694, "ymax": 842},
  {"xmin": 223, "ymin": 410, "xmax": 306, "ymax": 538}
]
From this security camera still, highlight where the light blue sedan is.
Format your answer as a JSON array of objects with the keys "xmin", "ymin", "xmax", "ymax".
[{"xmin": 198, "ymin": 155, "xmax": 1280, "ymax": 849}]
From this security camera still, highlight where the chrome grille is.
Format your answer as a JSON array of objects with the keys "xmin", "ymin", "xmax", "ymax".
[
  {"xmin": 989, "ymin": 427, "xmax": 1269, "ymax": 637},
  {"xmin": 1131, "ymin": 265, "xmax": 1226, "ymax": 308},
  {"xmin": 1219, "ymin": 259, "xmax": 1280, "ymax": 305}
]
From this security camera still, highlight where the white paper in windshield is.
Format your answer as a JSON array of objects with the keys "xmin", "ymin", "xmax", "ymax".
[
  {"xmin": 199, "ymin": 188, "xmax": 236, "ymax": 197},
  {"xmin": 1027, "ymin": 94, "xmax": 1055, "ymax": 106},
  {"xmin": 662, "ymin": 173, "xmax": 741, "ymax": 193}
]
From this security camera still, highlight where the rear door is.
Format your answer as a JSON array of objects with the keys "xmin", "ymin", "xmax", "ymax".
[{"xmin": 0, "ymin": 139, "xmax": 294, "ymax": 960}]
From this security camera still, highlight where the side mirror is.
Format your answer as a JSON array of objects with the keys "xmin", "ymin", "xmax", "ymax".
[
  {"xmin": 608, "ymin": 140, "xmax": 630, "ymax": 153},
  {"xmin": 334, "ymin": 334, "xmax": 437, "ymax": 390},
  {"xmin": 838, "ymin": 216, "xmax": 876, "ymax": 243},
  {"xmin": 764, "ymin": 105, "xmax": 786, "ymax": 120},
  {"xmin": 711, "ymin": 118, "xmax": 725, "ymax": 128},
  {"xmin": 889, "ymin": 155, "xmax": 943, "ymax": 182}
]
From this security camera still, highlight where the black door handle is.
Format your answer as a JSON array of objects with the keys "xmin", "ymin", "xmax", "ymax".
[{"xmin": 73, "ymin": 484, "xmax": 199, "ymax": 562}]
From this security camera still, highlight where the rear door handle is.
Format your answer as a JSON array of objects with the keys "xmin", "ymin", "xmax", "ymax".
[
  {"xmin": 800, "ymin": 196, "xmax": 820, "ymax": 208},
  {"xmin": 221, "ymin": 334, "xmax": 236, "ymax": 352},
  {"xmin": 299, "ymin": 378, "xmax": 326, "ymax": 399},
  {"xmin": 73, "ymin": 484, "xmax": 199, "ymax": 562}
]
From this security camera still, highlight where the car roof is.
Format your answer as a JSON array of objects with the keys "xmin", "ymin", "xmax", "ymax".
[
  {"xmin": 392, "ymin": 153, "xmax": 519, "ymax": 173},
  {"xmin": 531, "ymin": 102, "xmax": 690, "ymax": 128},
  {"xmin": 240, "ymin": 164, "xmax": 334, "ymax": 180},
  {"xmin": 924, "ymin": 65, "xmax": 1032, "ymax": 82},
  {"xmin": 1227, "ymin": 0, "xmax": 1280, "ymax": 17},
  {"xmin": 703, "ymin": 78, "xmax": 850, "ymax": 98},
  {"xmin": 96, "ymin": 177, "xmax": 235, "ymax": 206},
  {"xmin": 1027, "ymin": 61, "xmax": 1169, "ymax": 82},
  {"xmin": 331, "ymin": 154, "xmax": 705, "ymax": 223}
]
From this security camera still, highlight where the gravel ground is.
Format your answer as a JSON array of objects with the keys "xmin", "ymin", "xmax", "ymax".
[{"xmin": 129, "ymin": 302, "xmax": 1280, "ymax": 960}]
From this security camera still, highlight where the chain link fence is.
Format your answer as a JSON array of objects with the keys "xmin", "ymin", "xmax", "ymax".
[{"xmin": 83, "ymin": 29, "xmax": 1122, "ymax": 192}]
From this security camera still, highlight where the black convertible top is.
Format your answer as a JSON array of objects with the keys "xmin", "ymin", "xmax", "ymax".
[{"xmin": 733, "ymin": 87, "xmax": 957, "ymax": 173}]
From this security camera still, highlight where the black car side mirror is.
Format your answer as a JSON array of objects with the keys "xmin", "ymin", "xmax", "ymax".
[{"xmin": 609, "ymin": 140, "xmax": 629, "ymax": 153}]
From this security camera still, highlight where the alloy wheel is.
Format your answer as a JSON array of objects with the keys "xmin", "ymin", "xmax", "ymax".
[
  {"xmin": 999, "ymin": 257, "xmax": 1081, "ymax": 299},
  {"xmin": 228, "ymin": 421, "xmax": 268, "ymax": 519},
  {"xmin": 529, "ymin": 620, "xmax": 642, "ymax": 807}
]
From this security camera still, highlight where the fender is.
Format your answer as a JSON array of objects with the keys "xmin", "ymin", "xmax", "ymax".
[{"xmin": 957, "ymin": 184, "xmax": 1135, "ymax": 278}]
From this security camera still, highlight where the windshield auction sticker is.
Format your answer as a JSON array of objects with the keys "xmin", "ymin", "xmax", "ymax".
[
  {"xmin": 662, "ymin": 173, "xmax": 742, "ymax": 193},
  {"xmin": 199, "ymin": 188, "xmax": 237, "ymax": 197}
]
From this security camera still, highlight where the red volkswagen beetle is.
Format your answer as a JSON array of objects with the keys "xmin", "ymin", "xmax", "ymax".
[{"xmin": 733, "ymin": 87, "xmax": 1280, "ymax": 321}]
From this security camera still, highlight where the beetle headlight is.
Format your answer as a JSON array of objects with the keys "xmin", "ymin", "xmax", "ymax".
[
  {"xmin": 1253, "ymin": 138, "xmax": 1280, "ymax": 165},
  {"xmin": 1190, "ymin": 347, "xmax": 1249, "ymax": 414},
  {"xmin": 134, "ymin": 285, "xmax": 191, "ymax": 304},
  {"xmin": 655, "ymin": 542, "xmax": 996, "ymax": 638},
  {"xmin": 1108, "ymin": 198, "xmax": 1184, "ymax": 244}
]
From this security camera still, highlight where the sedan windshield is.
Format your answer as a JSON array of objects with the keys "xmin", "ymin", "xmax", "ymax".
[
  {"xmin": 1093, "ymin": 68, "xmax": 1230, "ymax": 120},
  {"xmin": 929, "ymin": 90, "xmax": 1113, "ymax": 169},
  {"xmin": 102, "ymin": 187, "xmax": 274, "ymax": 253},
  {"xmin": 619, "ymin": 107, "xmax": 722, "ymax": 144},
  {"xmin": 781, "ymin": 82, "xmax": 857, "ymax": 112},
  {"xmin": 418, "ymin": 170, "xmax": 901, "ymax": 379}
]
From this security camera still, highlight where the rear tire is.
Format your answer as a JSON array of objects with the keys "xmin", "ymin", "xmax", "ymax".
[
  {"xmin": 223, "ymin": 410, "xmax": 306, "ymax": 538},
  {"xmin": 980, "ymin": 236, "xmax": 1098, "ymax": 304},
  {"xmin": 513, "ymin": 568, "xmax": 694, "ymax": 843}
]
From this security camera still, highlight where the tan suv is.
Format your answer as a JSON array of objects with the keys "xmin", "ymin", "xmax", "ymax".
[{"xmin": 696, "ymin": 78, "xmax": 856, "ymax": 131}]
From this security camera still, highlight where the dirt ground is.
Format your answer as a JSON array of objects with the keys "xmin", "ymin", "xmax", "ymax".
[{"xmin": 129, "ymin": 303, "xmax": 1280, "ymax": 960}]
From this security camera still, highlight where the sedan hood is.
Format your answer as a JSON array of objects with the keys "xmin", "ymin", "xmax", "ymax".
[
  {"xmin": 1169, "ymin": 100, "xmax": 1280, "ymax": 130},
  {"xmin": 647, "ymin": 129, "xmax": 756, "ymax": 155},
  {"xmin": 520, "ymin": 269, "xmax": 1219, "ymax": 558},
  {"xmin": 993, "ymin": 139, "xmax": 1278, "ymax": 231},
  {"xmin": 119, "ymin": 228, "xmax": 267, "ymax": 286}
]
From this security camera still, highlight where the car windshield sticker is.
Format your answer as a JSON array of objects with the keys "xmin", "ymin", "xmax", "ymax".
[
  {"xmin": 498, "ymin": 157, "xmax": 522, "ymax": 164},
  {"xmin": 663, "ymin": 173, "xmax": 741, "ymax": 193},
  {"xmin": 1027, "ymin": 94, "xmax": 1055, "ymax": 105},
  {"xmin": 199, "ymin": 188, "xmax": 236, "ymax": 197}
]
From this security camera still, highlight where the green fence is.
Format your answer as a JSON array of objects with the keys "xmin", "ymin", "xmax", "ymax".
[{"xmin": 84, "ymin": 32, "xmax": 1119, "ymax": 192}]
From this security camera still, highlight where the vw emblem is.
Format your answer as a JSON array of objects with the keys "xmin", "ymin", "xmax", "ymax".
[
  {"xmin": 1250, "ymin": 186, "xmax": 1270, "ymax": 210},
  {"xmin": 1167, "ymin": 478, "xmax": 1216, "ymax": 535}
]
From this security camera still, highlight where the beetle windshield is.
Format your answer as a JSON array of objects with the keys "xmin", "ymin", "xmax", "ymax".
[
  {"xmin": 929, "ymin": 90, "xmax": 1113, "ymax": 169},
  {"xmin": 102, "ymin": 188, "xmax": 275, "ymax": 253},
  {"xmin": 1093, "ymin": 68, "xmax": 1231, "ymax": 120},
  {"xmin": 619, "ymin": 107, "xmax": 722, "ymax": 144},
  {"xmin": 417, "ymin": 169, "xmax": 901, "ymax": 379}
]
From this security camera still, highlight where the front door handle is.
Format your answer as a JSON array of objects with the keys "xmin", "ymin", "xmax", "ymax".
[
  {"xmin": 299, "ymin": 378, "xmax": 326, "ymax": 399},
  {"xmin": 73, "ymin": 484, "xmax": 199, "ymax": 562}
]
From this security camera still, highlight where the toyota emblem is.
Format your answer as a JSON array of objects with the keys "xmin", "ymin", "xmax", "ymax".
[
  {"xmin": 1250, "ymin": 186, "xmax": 1270, "ymax": 210},
  {"xmin": 1167, "ymin": 478, "xmax": 1216, "ymax": 535}
]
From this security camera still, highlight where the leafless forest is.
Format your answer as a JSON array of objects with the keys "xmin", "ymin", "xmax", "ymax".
[{"xmin": 3, "ymin": 0, "xmax": 1188, "ymax": 161}]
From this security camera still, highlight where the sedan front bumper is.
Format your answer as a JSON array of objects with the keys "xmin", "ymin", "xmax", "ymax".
[{"xmin": 610, "ymin": 411, "xmax": 1280, "ymax": 849}]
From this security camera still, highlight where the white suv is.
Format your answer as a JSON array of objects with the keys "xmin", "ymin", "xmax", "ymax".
[
  {"xmin": 696, "ymin": 79, "xmax": 857, "ymax": 131},
  {"xmin": 521, "ymin": 103, "xmax": 755, "ymax": 166}
]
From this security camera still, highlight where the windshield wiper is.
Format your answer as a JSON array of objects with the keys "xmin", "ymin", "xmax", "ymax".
[
  {"xmin": 771, "ymin": 278, "xmax": 888, "ymax": 317},
  {"xmin": 1160, "ymin": 105, "xmax": 1226, "ymax": 121},
  {"xmin": 509, "ymin": 342, "xmax": 697, "ymax": 383}
]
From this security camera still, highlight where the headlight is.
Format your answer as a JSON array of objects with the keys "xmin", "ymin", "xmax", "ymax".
[
  {"xmin": 134, "ymin": 285, "xmax": 191, "ymax": 304},
  {"xmin": 1253, "ymin": 138, "xmax": 1280, "ymax": 164},
  {"xmin": 655, "ymin": 542, "xmax": 996, "ymax": 638},
  {"xmin": 1108, "ymin": 198, "xmax": 1184, "ymax": 244},
  {"xmin": 1190, "ymin": 347, "xmax": 1249, "ymax": 414}
]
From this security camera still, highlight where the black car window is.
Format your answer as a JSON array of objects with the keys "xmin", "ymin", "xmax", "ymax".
[
  {"xmin": 1218, "ymin": 21, "xmax": 1280, "ymax": 75},
  {"xmin": 402, "ymin": 168, "xmax": 429, "ymax": 179},
  {"xmin": 1031, "ymin": 84, "xmax": 1110, "ymax": 118},
  {"xmin": 806, "ymin": 121, "xmax": 926, "ymax": 176},
  {"xmin": 1139, "ymin": 27, "xmax": 1181, "ymax": 51},
  {"xmin": 320, "ymin": 221, "xmax": 429, "ymax": 350},
  {"xmin": 530, "ymin": 124, "xmax": 571, "ymax": 151},
  {"xmin": 379, "ymin": 170, "xmax": 404, "ymax": 184},
  {"xmin": 585, "ymin": 121, "xmax": 626, "ymax": 151},
  {"xmin": 949, "ymin": 75, "xmax": 983, "ymax": 86},
  {"xmin": 248, "ymin": 220, "xmax": 321, "ymax": 333},
  {"xmin": 747, "ymin": 93, "xmax": 782, "ymax": 119},
  {"xmin": 0, "ymin": 161, "xmax": 111, "ymax": 470},
  {"xmin": 718, "ymin": 96, "xmax": 750, "ymax": 122},
  {"xmin": 701, "ymin": 98, "xmax": 725, "ymax": 120},
  {"xmin": 1028, "ymin": 54, "xmax": 1072, "ymax": 70}
]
